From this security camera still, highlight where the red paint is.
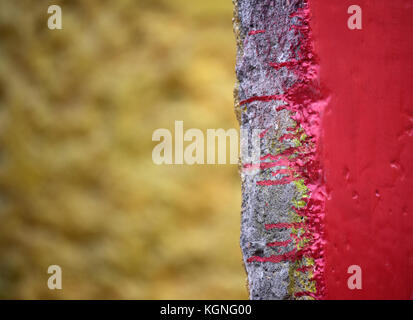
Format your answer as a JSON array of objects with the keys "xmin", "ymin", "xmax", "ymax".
[
  {"xmin": 279, "ymin": 133, "xmax": 297, "ymax": 142},
  {"xmin": 248, "ymin": 29, "xmax": 266, "ymax": 36},
  {"xmin": 256, "ymin": 177, "xmax": 292, "ymax": 186},
  {"xmin": 242, "ymin": 156, "xmax": 296, "ymax": 171},
  {"xmin": 243, "ymin": 162, "xmax": 279, "ymax": 170},
  {"xmin": 259, "ymin": 128, "xmax": 270, "ymax": 138},
  {"xmin": 295, "ymin": 291, "xmax": 317, "ymax": 299},
  {"xmin": 247, "ymin": 249, "xmax": 301, "ymax": 263},
  {"xmin": 267, "ymin": 239, "xmax": 292, "ymax": 247},
  {"xmin": 239, "ymin": 94, "xmax": 283, "ymax": 106},
  {"xmin": 309, "ymin": 0, "xmax": 413, "ymax": 299},
  {"xmin": 269, "ymin": 59, "xmax": 300, "ymax": 71},
  {"xmin": 297, "ymin": 265, "xmax": 313, "ymax": 273}
]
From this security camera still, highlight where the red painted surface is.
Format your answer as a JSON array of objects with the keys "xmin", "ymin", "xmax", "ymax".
[{"xmin": 310, "ymin": 0, "xmax": 413, "ymax": 299}]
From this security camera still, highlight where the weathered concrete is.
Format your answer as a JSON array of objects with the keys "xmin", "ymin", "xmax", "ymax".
[{"xmin": 233, "ymin": 0, "xmax": 323, "ymax": 300}]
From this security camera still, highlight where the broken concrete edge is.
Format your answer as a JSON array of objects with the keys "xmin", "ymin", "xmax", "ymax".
[
  {"xmin": 233, "ymin": 0, "xmax": 327, "ymax": 300},
  {"xmin": 232, "ymin": 0, "xmax": 249, "ymax": 295}
]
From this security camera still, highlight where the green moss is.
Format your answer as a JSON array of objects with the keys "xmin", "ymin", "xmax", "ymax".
[
  {"xmin": 293, "ymin": 179, "xmax": 308, "ymax": 195},
  {"xmin": 292, "ymin": 138, "xmax": 301, "ymax": 147}
]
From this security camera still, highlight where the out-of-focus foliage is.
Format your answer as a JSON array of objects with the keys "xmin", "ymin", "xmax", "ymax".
[{"xmin": 0, "ymin": 0, "xmax": 246, "ymax": 299}]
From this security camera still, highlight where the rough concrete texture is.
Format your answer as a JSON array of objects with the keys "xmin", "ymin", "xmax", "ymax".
[{"xmin": 233, "ymin": 0, "xmax": 325, "ymax": 300}]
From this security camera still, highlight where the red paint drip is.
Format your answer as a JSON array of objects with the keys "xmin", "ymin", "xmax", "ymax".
[
  {"xmin": 257, "ymin": 177, "xmax": 292, "ymax": 186},
  {"xmin": 267, "ymin": 239, "xmax": 292, "ymax": 247},
  {"xmin": 294, "ymin": 291, "xmax": 317, "ymax": 299},
  {"xmin": 259, "ymin": 128, "xmax": 270, "ymax": 138},
  {"xmin": 243, "ymin": 162, "xmax": 278, "ymax": 170},
  {"xmin": 269, "ymin": 59, "xmax": 300, "ymax": 71},
  {"xmin": 239, "ymin": 94, "xmax": 283, "ymax": 106},
  {"xmin": 279, "ymin": 133, "xmax": 297, "ymax": 142},
  {"xmin": 248, "ymin": 29, "xmax": 266, "ymax": 36},
  {"xmin": 242, "ymin": 158, "xmax": 293, "ymax": 172},
  {"xmin": 247, "ymin": 249, "xmax": 301, "ymax": 263}
]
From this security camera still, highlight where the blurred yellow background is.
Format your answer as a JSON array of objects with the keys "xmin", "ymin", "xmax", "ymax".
[{"xmin": 0, "ymin": 0, "xmax": 246, "ymax": 299}]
